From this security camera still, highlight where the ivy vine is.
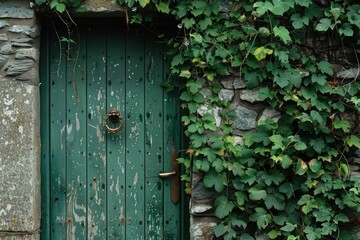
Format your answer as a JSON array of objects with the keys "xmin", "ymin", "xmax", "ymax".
[{"xmin": 35, "ymin": 0, "xmax": 360, "ymax": 239}]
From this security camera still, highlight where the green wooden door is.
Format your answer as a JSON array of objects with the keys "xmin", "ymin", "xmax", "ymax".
[{"xmin": 40, "ymin": 24, "xmax": 183, "ymax": 240}]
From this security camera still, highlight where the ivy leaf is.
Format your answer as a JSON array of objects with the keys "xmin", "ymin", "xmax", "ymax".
[
  {"xmin": 309, "ymin": 138, "xmax": 325, "ymax": 153},
  {"xmin": 199, "ymin": 18, "xmax": 212, "ymax": 30},
  {"xmin": 139, "ymin": 0, "xmax": 150, "ymax": 7},
  {"xmin": 253, "ymin": 46, "xmax": 273, "ymax": 61},
  {"xmin": 180, "ymin": 91, "xmax": 192, "ymax": 102},
  {"xmin": 308, "ymin": 159, "xmax": 322, "ymax": 173},
  {"xmin": 182, "ymin": 18, "xmax": 195, "ymax": 29},
  {"xmin": 316, "ymin": 18, "xmax": 332, "ymax": 31},
  {"xmin": 249, "ymin": 186, "xmax": 268, "ymax": 200},
  {"xmin": 171, "ymin": 54, "xmax": 184, "ymax": 67},
  {"xmin": 155, "ymin": 2, "xmax": 170, "ymax": 13},
  {"xmin": 193, "ymin": 92, "xmax": 205, "ymax": 103},
  {"xmin": 339, "ymin": 23, "xmax": 354, "ymax": 37},
  {"xmin": 203, "ymin": 171, "xmax": 227, "ymax": 192},
  {"xmin": 55, "ymin": 3, "xmax": 66, "ymax": 13},
  {"xmin": 213, "ymin": 223, "xmax": 227, "ymax": 237},
  {"xmin": 270, "ymin": 134, "xmax": 284, "ymax": 150},
  {"xmin": 235, "ymin": 192, "xmax": 247, "ymax": 206},
  {"xmin": 249, "ymin": 207, "xmax": 272, "ymax": 229},
  {"xmin": 242, "ymin": 168, "xmax": 257, "ymax": 185},
  {"xmin": 318, "ymin": 61, "xmax": 333, "ymax": 75},
  {"xmin": 231, "ymin": 162, "xmax": 245, "ymax": 176},
  {"xmin": 280, "ymin": 223, "xmax": 297, "ymax": 232},
  {"xmin": 265, "ymin": 193, "xmax": 285, "ymax": 210},
  {"xmin": 291, "ymin": 13, "xmax": 309, "ymax": 29},
  {"xmin": 295, "ymin": 159, "xmax": 308, "ymax": 175},
  {"xmin": 180, "ymin": 70, "xmax": 192, "ymax": 79},
  {"xmin": 333, "ymin": 119, "xmax": 350, "ymax": 133},
  {"xmin": 295, "ymin": 0, "xmax": 312, "ymax": 7},
  {"xmin": 279, "ymin": 182, "xmax": 294, "ymax": 198},
  {"xmin": 215, "ymin": 196, "xmax": 234, "ymax": 219},
  {"xmin": 311, "ymin": 74, "xmax": 327, "ymax": 85},
  {"xmin": 334, "ymin": 213, "xmax": 349, "ymax": 223},
  {"xmin": 273, "ymin": 26, "xmax": 292, "ymax": 44},
  {"xmin": 268, "ymin": 230, "xmax": 281, "ymax": 239},
  {"xmin": 264, "ymin": 171, "xmax": 285, "ymax": 186},
  {"xmin": 186, "ymin": 80, "xmax": 202, "ymax": 93},
  {"xmin": 346, "ymin": 135, "xmax": 360, "ymax": 148}
]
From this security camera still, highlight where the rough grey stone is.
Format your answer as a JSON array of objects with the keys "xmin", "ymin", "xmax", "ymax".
[
  {"xmin": 233, "ymin": 136, "xmax": 243, "ymax": 145},
  {"xmin": 0, "ymin": 54, "xmax": 9, "ymax": 68},
  {"xmin": 233, "ymin": 106, "xmax": 258, "ymax": 130},
  {"xmin": 239, "ymin": 89, "xmax": 261, "ymax": 103},
  {"xmin": 219, "ymin": 89, "xmax": 234, "ymax": 101},
  {"xmin": 25, "ymin": 26, "xmax": 40, "ymax": 38},
  {"xmin": 190, "ymin": 200, "xmax": 213, "ymax": 214},
  {"xmin": 15, "ymin": 68, "xmax": 38, "ymax": 82},
  {"xmin": 355, "ymin": 150, "xmax": 360, "ymax": 157},
  {"xmin": 0, "ymin": 33, "xmax": 8, "ymax": 41},
  {"xmin": 200, "ymin": 88, "xmax": 211, "ymax": 98},
  {"xmin": 337, "ymin": 67, "xmax": 360, "ymax": 80},
  {"xmin": 0, "ymin": 20, "xmax": 10, "ymax": 29},
  {"xmin": 350, "ymin": 164, "xmax": 360, "ymax": 171},
  {"xmin": 354, "ymin": 158, "xmax": 360, "ymax": 164},
  {"xmin": 15, "ymin": 48, "xmax": 38, "ymax": 61},
  {"xmin": 9, "ymin": 25, "xmax": 31, "ymax": 33},
  {"xmin": 190, "ymin": 217, "xmax": 217, "ymax": 240},
  {"xmin": 0, "ymin": 44, "xmax": 14, "ymax": 55},
  {"xmin": 0, "ymin": 234, "xmax": 40, "ymax": 240},
  {"xmin": 5, "ymin": 59, "xmax": 34, "ymax": 76},
  {"xmin": 12, "ymin": 37, "xmax": 33, "ymax": 44},
  {"xmin": 197, "ymin": 105, "xmax": 221, "ymax": 127},
  {"xmin": 0, "ymin": 76, "xmax": 40, "ymax": 231},
  {"xmin": 258, "ymin": 108, "xmax": 281, "ymax": 124},
  {"xmin": 0, "ymin": 4, "xmax": 34, "ymax": 19},
  {"xmin": 11, "ymin": 42, "xmax": 33, "ymax": 47},
  {"xmin": 221, "ymin": 76, "xmax": 246, "ymax": 89},
  {"xmin": 192, "ymin": 173, "xmax": 218, "ymax": 201}
]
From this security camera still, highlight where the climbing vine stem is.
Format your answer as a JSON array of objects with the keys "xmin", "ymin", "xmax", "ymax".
[{"xmin": 36, "ymin": 0, "xmax": 360, "ymax": 239}]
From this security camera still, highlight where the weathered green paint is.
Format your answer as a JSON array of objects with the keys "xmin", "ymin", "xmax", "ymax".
[{"xmin": 41, "ymin": 24, "xmax": 183, "ymax": 239}]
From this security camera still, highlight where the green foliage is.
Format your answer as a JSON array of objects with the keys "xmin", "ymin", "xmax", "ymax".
[{"xmin": 36, "ymin": 0, "xmax": 360, "ymax": 239}]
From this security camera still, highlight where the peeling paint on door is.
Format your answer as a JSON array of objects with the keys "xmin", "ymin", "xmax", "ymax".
[{"xmin": 41, "ymin": 25, "xmax": 182, "ymax": 240}]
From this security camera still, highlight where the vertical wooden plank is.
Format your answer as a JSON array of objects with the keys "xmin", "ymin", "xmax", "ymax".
[
  {"xmin": 144, "ymin": 31, "xmax": 165, "ymax": 239},
  {"xmin": 163, "ymin": 47, "xmax": 181, "ymax": 239},
  {"xmin": 87, "ymin": 26, "xmax": 107, "ymax": 240},
  {"xmin": 65, "ymin": 27, "xmax": 88, "ymax": 239},
  {"xmin": 40, "ymin": 26, "xmax": 50, "ymax": 240},
  {"xmin": 106, "ymin": 26, "xmax": 127, "ymax": 239},
  {"xmin": 125, "ymin": 28, "xmax": 145, "ymax": 239},
  {"xmin": 49, "ymin": 27, "xmax": 67, "ymax": 240}
]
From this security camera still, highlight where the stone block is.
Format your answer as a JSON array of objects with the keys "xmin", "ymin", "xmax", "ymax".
[
  {"xmin": 0, "ymin": 20, "xmax": 10, "ymax": 29},
  {"xmin": 239, "ymin": 89, "xmax": 261, "ymax": 103},
  {"xmin": 190, "ymin": 216, "xmax": 217, "ymax": 240},
  {"xmin": 197, "ymin": 105, "xmax": 222, "ymax": 127},
  {"xmin": 15, "ymin": 48, "xmax": 38, "ymax": 61},
  {"xmin": 0, "ymin": 44, "xmax": 14, "ymax": 55},
  {"xmin": 0, "ymin": 1, "xmax": 34, "ymax": 19},
  {"xmin": 0, "ymin": 77, "xmax": 40, "ymax": 232},
  {"xmin": 4, "ymin": 59, "xmax": 34, "ymax": 76},
  {"xmin": 82, "ymin": 0, "xmax": 124, "ymax": 12},
  {"xmin": 0, "ymin": 33, "xmax": 8, "ymax": 41},
  {"xmin": 232, "ymin": 106, "xmax": 258, "ymax": 130},
  {"xmin": 219, "ymin": 89, "xmax": 234, "ymax": 101},
  {"xmin": 221, "ymin": 76, "xmax": 246, "ymax": 89},
  {"xmin": 258, "ymin": 107, "xmax": 281, "ymax": 124},
  {"xmin": 9, "ymin": 25, "xmax": 31, "ymax": 33},
  {"xmin": 0, "ymin": 233, "xmax": 39, "ymax": 240}
]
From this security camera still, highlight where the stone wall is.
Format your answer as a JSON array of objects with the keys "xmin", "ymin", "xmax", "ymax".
[
  {"xmin": 189, "ymin": 71, "xmax": 360, "ymax": 239},
  {"xmin": 0, "ymin": 0, "xmax": 41, "ymax": 239}
]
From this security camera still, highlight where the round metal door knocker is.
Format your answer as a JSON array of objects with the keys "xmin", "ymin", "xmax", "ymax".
[{"xmin": 104, "ymin": 108, "xmax": 124, "ymax": 133}]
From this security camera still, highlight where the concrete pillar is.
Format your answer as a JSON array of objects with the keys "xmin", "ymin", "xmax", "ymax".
[{"xmin": 0, "ymin": 1, "xmax": 40, "ymax": 239}]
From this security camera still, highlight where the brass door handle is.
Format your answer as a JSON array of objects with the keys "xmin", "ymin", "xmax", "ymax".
[
  {"xmin": 160, "ymin": 149, "xmax": 180, "ymax": 204},
  {"xmin": 159, "ymin": 171, "xmax": 176, "ymax": 178}
]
